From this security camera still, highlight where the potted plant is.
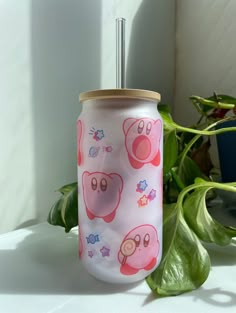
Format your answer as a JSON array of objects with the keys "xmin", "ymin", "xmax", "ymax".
[
  {"xmin": 190, "ymin": 93, "xmax": 236, "ymax": 183},
  {"xmin": 48, "ymin": 93, "xmax": 236, "ymax": 296},
  {"xmin": 190, "ymin": 94, "xmax": 236, "ymax": 210}
]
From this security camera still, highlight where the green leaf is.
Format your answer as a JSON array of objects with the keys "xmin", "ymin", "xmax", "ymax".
[
  {"xmin": 179, "ymin": 130, "xmax": 203, "ymax": 153},
  {"xmin": 208, "ymin": 94, "xmax": 236, "ymax": 104},
  {"xmin": 146, "ymin": 203, "xmax": 210, "ymax": 296},
  {"xmin": 48, "ymin": 182, "xmax": 78, "ymax": 233},
  {"xmin": 178, "ymin": 155, "xmax": 204, "ymax": 187},
  {"xmin": 190, "ymin": 95, "xmax": 236, "ymax": 111},
  {"xmin": 158, "ymin": 103, "xmax": 171, "ymax": 115},
  {"xmin": 163, "ymin": 130, "xmax": 178, "ymax": 176},
  {"xmin": 159, "ymin": 104, "xmax": 177, "ymax": 132},
  {"xmin": 183, "ymin": 185, "xmax": 236, "ymax": 246}
]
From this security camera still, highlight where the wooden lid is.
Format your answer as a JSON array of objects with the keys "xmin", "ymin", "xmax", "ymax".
[{"xmin": 79, "ymin": 89, "xmax": 161, "ymax": 103}]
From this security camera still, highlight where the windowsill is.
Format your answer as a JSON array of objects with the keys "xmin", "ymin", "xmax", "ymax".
[{"xmin": 0, "ymin": 222, "xmax": 235, "ymax": 313}]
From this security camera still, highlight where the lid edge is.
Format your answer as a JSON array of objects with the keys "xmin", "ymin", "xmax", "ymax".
[{"xmin": 79, "ymin": 89, "xmax": 161, "ymax": 102}]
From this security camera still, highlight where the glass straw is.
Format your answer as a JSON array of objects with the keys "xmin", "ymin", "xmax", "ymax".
[{"xmin": 116, "ymin": 18, "xmax": 126, "ymax": 88}]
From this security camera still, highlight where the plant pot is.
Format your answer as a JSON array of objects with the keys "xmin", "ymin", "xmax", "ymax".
[{"xmin": 216, "ymin": 120, "xmax": 236, "ymax": 183}]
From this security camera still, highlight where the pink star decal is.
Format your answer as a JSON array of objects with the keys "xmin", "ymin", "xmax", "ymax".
[
  {"xmin": 100, "ymin": 246, "xmax": 110, "ymax": 257},
  {"xmin": 148, "ymin": 189, "xmax": 157, "ymax": 201},
  {"xmin": 137, "ymin": 195, "xmax": 149, "ymax": 207},
  {"xmin": 88, "ymin": 251, "xmax": 94, "ymax": 258}
]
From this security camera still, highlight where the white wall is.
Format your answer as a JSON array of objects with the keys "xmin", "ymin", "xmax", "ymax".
[
  {"xmin": 0, "ymin": 0, "xmax": 102, "ymax": 233},
  {"xmin": 174, "ymin": 0, "xmax": 236, "ymax": 166},
  {"xmin": 0, "ymin": 0, "xmax": 175, "ymax": 233},
  {"xmin": 101, "ymin": 0, "xmax": 176, "ymax": 104},
  {"xmin": 0, "ymin": 1, "xmax": 34, "ymax": 232},
  {"xmin": 174, "ymin": 0, "xmax": 236, "ymax": 125}
]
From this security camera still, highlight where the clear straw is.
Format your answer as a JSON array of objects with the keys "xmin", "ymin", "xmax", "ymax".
[{"xmin": 116, "ymin": 18, "xmax": 126, "ymax": 88}]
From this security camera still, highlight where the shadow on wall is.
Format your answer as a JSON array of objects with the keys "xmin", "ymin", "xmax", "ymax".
[
  {"xmin": 126, "ymin": 0, "xmax": 175, "ymax": 104},
  {"xmin": 30, "ymin": 0, "xmax": 101, "ymax": 222}
]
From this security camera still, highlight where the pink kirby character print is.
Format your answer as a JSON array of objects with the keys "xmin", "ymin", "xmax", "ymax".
[
  {"xmin": 123, "ymin": 118, "xmax": 162, "ymax": 169},
  {"xmin": 118, "ymin": 224, "xmax": 159, "ymax": 275},
  {"xmin": 77, "ymin": 119, "xmax": 83, "ymax": 166},
  {"xmin": 82, "ymin": 171, "xmax": 123, "ymax": 223}
]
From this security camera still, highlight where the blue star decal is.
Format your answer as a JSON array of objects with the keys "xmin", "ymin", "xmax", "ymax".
[
  {"xmin": 95, "ymin": 130, "xmax": 104, "ymax": 141},
  {"xmin": 136, "ymin": 180, "xmax": 148, "ymax": 193}
]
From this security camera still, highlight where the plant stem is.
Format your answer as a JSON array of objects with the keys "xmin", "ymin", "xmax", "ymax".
[
  {"xmin": 177, "ymin": 118, "xmax": 236, "ymax": 173},
  {"xmin": 175, "ymin": 123, "xmax": 236, "ymax": 136},
  {"xmin": 176, "ymin": 180, "xmax": 236, "ymax": 211},
  {"xmin": 171, "ymin": 168, "xmax": 185, "ymax": 191},
  {"xmin": 190, "ymin": 96, "xmax": 236, "ymax": 110}
]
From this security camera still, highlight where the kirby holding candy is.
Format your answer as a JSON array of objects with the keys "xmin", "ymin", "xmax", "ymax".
[{"xmin": 118, "ymin": 224, "xmax": 160, "ymax": 275}]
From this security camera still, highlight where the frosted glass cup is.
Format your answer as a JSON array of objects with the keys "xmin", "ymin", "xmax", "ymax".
[{"xmin": 77, "ymin": 89, "xmax": 163, "ymax": 284}]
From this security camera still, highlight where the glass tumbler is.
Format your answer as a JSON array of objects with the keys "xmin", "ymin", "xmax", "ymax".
[{"xmin": 77, "ymin": 89, "xmax": 163, "ymax": 283}]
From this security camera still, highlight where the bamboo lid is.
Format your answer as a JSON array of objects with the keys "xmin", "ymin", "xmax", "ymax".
[{"xmin": 79, "ymin": 89, "xmax": 161, "ymax": 103}]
